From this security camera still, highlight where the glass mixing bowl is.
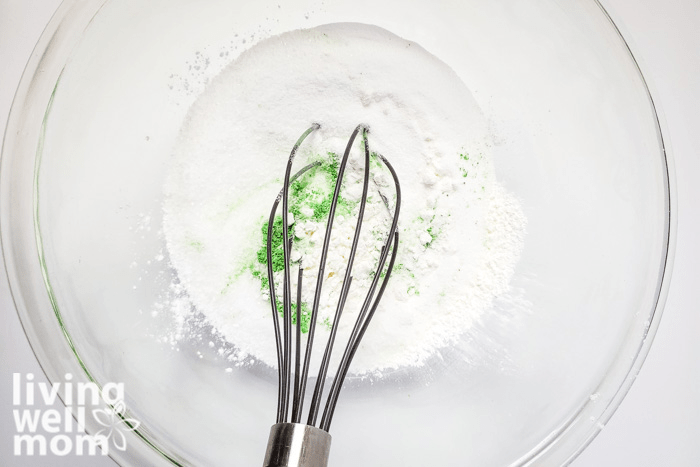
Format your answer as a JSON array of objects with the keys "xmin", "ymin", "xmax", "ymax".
[{"xmin": 1, "ymin": 0, "xmax": 674, "ymax": 465}]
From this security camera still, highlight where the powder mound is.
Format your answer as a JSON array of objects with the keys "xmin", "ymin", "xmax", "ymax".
[{"xmin": 163, "ymin": 23, "xmax": 526, "ymax": 376}]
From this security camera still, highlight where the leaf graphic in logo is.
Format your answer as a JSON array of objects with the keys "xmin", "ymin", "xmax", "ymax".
[{"xmin": 92, "ymin": 400, "xmax": 141, "ymax": 451}]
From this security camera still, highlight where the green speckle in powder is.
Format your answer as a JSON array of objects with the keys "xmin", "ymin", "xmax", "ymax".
[
  {"xmin": 370, "ymin": 152, "xmax": 383, "ymax": 169},
  {"xmin": 407, "ymin": 285, "xmax": 420, "ymax": 296},
  {"xmin": 255, "ymin": 216, "xmax": 292, "ymax": 273},
  {"xmin": 322, "ymin": 317, "xmax": 332, "ymax": 330},
  {"xmin": 244, "ymin": 152, "xmax": 362, "ymax": 334},
  {"xmin": 291, "ymin": 302, "xmax": 312, "ymax": 333},
  {"xmin": 187, "ymin": 237, "xmax": 204, "ymax": 252},
  {"xmin": 270, "ymin": 298, "xmax": 312, "ymax": 334},
  {"xmin": 393, "ymin": 263, "xmax": 415, "ymax": 279},
  {"xmin": 411, "ymin": 210, "xmax": 441, "ymax": 249},
  {"xmin": 221, "ymin": 264, "xmax": 255, "ymax": 295},
  {"xmin": 426, "ymin": 226, "xmax": 440, "ymax": 247},
  {"xmin": 324, "ymin": 152, "xmax": 340, "ymax": 176},
  {"xmin": 309, "ymin": 196, "xmax": 332, "ymax": 222},
  {"xmin": 251, "ymin": 268, "xmax": 269, "ymax": 290}
]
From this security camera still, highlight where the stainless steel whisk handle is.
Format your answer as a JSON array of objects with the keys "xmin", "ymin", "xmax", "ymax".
[{"xmin": 263, "ymin": 423, "xmax": 332, "ymax": 467}]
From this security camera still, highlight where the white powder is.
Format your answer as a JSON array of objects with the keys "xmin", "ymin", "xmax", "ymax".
[{"xmin": 162, "ymin": 23, "xmax": 526, "ymax": 376}]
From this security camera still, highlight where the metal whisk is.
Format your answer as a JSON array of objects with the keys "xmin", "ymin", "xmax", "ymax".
[{"xmin": 262, "ymin": 124, "xmax": 401, "ymax": 467}]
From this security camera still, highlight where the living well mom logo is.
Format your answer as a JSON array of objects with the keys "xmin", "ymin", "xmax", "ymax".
[{"xmin": 12, "ymin": 373, "xmax": 140, "ymax": 456}]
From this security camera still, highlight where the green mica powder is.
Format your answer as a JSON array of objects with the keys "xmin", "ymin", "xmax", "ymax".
[
  {"xmin": 268, "ymin": 298, "xmax": 312, "ymax": 333},
  {"xmin": 426, "ymin": 225, "xmax": 439, "ymax": 246},
  {"xmin": 413, "ymin": 212, "xmax": 441, "ymax": 250},
  {"xmin": 256, "ymin": 216, "xmax": 291, "ymax": 273},
  {"xmin": 248, "ymin": 152, "xmax": 357, "ymax": 333},
  {"xmin": 186, "ymin": 236, "xmax": 205, "ymax": 253}
]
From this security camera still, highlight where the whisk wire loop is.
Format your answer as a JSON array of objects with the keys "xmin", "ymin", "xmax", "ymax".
[
  {"xmin": 305, "ymin": 126, "xmax": 372, "ymax": 426},
  {"xmin": 267, "ymin": 155, "xmax": 321, "ymax": 423},
  {"xmin": 320, "ymin": 154, "xmax": 402, "ymax": 431},
  {"xmin": 266, "ymin": 124, "xmax": 401, "ymax": 432},
  {"xmin": 293, "ymin": 124, "xmax": 362, "ymax": 422}
]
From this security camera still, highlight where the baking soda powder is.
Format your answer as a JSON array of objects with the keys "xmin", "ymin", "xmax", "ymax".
[{"xmin": 161, "ymin": 23, "xmax": 526, "ymax": 376}]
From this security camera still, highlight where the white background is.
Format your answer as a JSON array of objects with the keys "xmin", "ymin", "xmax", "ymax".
[{"xmin": 1, "ymin": 0, "xmax": 698, "ymax": 465}]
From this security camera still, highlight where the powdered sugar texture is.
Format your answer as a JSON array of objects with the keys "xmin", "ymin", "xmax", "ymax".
[{"xmin": 162, "ymin": 23, "xmax": 527, "ymax": 376}]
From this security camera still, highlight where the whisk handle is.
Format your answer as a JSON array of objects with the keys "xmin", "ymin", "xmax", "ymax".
[{"xmin": 263, "ymin": 423, "xmax": 332, "ymax": 467}]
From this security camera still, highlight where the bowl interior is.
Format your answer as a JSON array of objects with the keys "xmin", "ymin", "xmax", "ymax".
[{"xmin": 13, "ymin": 0, "xmax": 670, "ymax": 465}]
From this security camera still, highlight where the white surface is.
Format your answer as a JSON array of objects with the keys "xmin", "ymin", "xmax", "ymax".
[{"xmin": 1, "ymin": 0, "xmax": 698, "ymax": 466}]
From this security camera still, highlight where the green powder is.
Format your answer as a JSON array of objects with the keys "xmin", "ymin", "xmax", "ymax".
[
  {"xmin": 242, "ymin": 149, "xmax": 430, "ymax": 333},
  {"xmin": 271, "ymin": 298, "xmax": 312, "ymax": 333},
  {"xmin": 186, "ymin": 236, "xmax": 205, "ymax": 253},
  {"xmin": 247, "ymin": 152, "xmax": 357, "ymax": 333},
  {"xmin": 250, "ymin": 268, "xmax": 269, "ymax": 290},
  {"xmin": 255, "ymin": 216, "xmax": 291, "ymax": 273}
]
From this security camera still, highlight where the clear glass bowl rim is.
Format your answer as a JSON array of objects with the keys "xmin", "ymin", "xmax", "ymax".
[{"xmin": 0, "ymin": 1, "xmax": 677, "ymax": 465}]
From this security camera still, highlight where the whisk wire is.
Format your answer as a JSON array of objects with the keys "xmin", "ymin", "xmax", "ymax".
[
  {"xmin": 267, "ymin": 124, "xmax": 401, "ymax": 432},
  {"xmin": 282, "ymin": 124, "xmax": 320, "ymax": 421},
  {"xmin": 292, "ymin": 262, "xmax": 303, "ymax": 418},
  {"xmin": 319, "ymin": 154, "xmax": 402, "ymax": 430},
  {"xmin": 265, "ymin": 202, "xmax": 285, "ymax": 423},
  {"xmin": 293, "ymin": 124, "xmax": 361, "ymax": 422},
  {"xmin": 321, "ymin": 231, "xmax": 400, "ymax": 431},
  {"xmin": 266, "ymin": 131, "xmax": 321, "ymax": 423},
  {"xmin": 306, "ymin": 126, "xmax": 372, "ymax": 426}
]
